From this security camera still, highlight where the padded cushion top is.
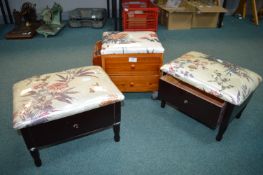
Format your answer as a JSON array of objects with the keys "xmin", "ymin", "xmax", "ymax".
[
  {"xmin": 101, "ymin": 31, "xmax": 164, "ymax": 55},
  {"xmin": 13, "ymin": 66, "xmax": 124, "ymax": 129},
  {"xmin": 161, "ymin": 51, "xmax": 262, "ymax": 105}
]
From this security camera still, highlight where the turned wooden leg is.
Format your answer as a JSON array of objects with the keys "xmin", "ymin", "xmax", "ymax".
[
  {"xmin": 29, "ymin": 148, "xmax": 42, "ymax": 167},
  {"xmin": 113, "ymin": 124, "xmax": 120, "ymax": 142},
  {"xmin": 233, "ymin": 0, "xmax": 247, "ymax": 18},
  {"xmin": 251, "ymin": 0, "xmax": 259, "ymax": 25},
  {"xmin": 161, "ymin": 100, "xmax": 166, "ymax": 108}
]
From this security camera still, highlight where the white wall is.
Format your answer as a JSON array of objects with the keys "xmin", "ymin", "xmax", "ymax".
[
  {"xmin": 0, "ymin": 0, "xmax": 107, "ymax": 24},
  {"xmin": 10, "ymin": 0, "xmax": 107, "ymax": 12}
]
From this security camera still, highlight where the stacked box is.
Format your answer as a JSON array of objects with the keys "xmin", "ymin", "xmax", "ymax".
[
  {"xmin": 158, "ymin": 0, "xmax": 195, "ymax": 30},
  {"xmin": 188, "ymin": 0, "xmax": 227, "ymax": 28},
  {"xmin": 158, "ymin": 0, "xmax": 227, "ymax": 29},
  {"xmin": 122, "ymin": 0, "xmax": 159, "ymax": 31}
]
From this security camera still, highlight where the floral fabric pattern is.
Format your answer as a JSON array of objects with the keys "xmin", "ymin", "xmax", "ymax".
[
  {"xmin": 101, "ymin": 31, "xmax": 164, "ymax": 55},
  {"xmin": 13, "ymin": 66, "xmax": 125, "ymax": 129},
  {"xmin": 161, "ymin": 51, "xmax": 262, "ymax": 105}
]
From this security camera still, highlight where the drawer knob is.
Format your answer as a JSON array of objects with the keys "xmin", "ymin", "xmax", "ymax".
[
  {"xmin": 130, "ymin": 64, "xmax": 135, "ymax": 69},
  {"xmin": 130, "ymin": 82, "xmax": 134, "ymax": 87},
  {"xmin": 73, "ymin": 123, "xmax": 79, "ymax": 129},
  {"xmin": 184, "ymin": 100, "xmax": 188, "ymax": 104}
]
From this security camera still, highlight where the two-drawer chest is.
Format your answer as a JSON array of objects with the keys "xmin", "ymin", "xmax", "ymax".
[{"xmin": 93, "ymin": 31, "xmax": 164, "ymax": 92}]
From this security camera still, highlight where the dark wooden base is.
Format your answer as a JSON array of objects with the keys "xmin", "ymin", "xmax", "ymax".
[
  {"xmin": 5, "ymin": 22, "xmax": 41, "ymax": 40},
  {"xmin": 20, "ymin": 102, "xmax": 121, "ymax": 167},
  {"xmin": 158, "ymin": 75, "xmax": 252, "ymax": 141}
]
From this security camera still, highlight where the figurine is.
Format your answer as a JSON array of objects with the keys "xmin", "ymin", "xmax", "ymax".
[
  {"xmin": 13, "ymin": 9, "xmax": 22, "ymax": 25},
  {"xmin": 36, "ymin": 3, "xmax": 65, "ymax": 38},
  {"xmin": 5, "ymin": 2, "xmax": 40, "ymax": 39},
  {"xmin": 41, "ymin": 7, "xmax": 52, "ymax": 24},
  {"xmin": 21, "ymin": 2, "xmax": 37, "ymax": 26},
  {"xmin": 41, "ymin": 3, "xmax": 62, "ymax": 25}
]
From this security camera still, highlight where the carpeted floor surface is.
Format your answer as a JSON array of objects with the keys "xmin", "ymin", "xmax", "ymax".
[{"xmin": 0, "ymin": 16, "xmax": 263, "ymax": 175}]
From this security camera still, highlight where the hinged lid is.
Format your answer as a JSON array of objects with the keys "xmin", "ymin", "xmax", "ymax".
[
  {"xmin": 158, "ymin": 4, "xmax": 195, "ymax": 13},
  {"xmin": 186, "ymin": 1, "xmax": 227, "ymax": 13}
]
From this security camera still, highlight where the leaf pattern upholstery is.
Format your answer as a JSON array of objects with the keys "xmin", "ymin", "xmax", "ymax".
[
  {"xmin": 161, "ymin": 51, "xmax": 262, "ymax": 105},
  {"xmin": 13, "ymin": 66, "xmax": 125, "ymax": 129},
  {"xmin": 101, "ymin": 31, "xmax": 164, "ymax": 55}
]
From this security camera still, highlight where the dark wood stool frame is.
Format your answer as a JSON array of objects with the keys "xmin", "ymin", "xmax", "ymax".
[
  {"xmin": 20, "ymin": 102, "xmax": 121, "ymax": 167},
  {"xmin": 158, "ymin": 75, "xmax": 252, "ymax": 141}
]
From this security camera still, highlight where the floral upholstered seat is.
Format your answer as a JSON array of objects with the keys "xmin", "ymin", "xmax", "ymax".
[
  {"xmin": 160, "ymin": 51, "xmax": 262, "ymax": 105},
  {"xmin": 13, "ymin": 66, "xmax": 125, "ymax": 129},
  {"xmin": 101, "ymin": 31, "xmax": 164, "ymax": 55}
]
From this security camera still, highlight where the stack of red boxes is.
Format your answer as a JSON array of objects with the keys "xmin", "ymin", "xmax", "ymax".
[{"xmin": 122, "ymin": 0, "xmax": 159, "ymax": 31}]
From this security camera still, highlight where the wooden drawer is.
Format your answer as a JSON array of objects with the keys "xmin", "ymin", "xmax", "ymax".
[
  {"xmin": 110, "ymin": 75, "xmax": 160, "ymax": 92},
  {"xmin": 103, "ymin": 55, "xmax": 162, "ymax": 75},
  {"xmin": 22, "ymin": 104, "xmax": 118, "ymax": 147},
  {"xmin": 92, "ymin": 41, "xmax": 163, "ymax": 92},
  {"xmin": 159, "ymin": 75, "xmax": 225, "ymax": 129}
]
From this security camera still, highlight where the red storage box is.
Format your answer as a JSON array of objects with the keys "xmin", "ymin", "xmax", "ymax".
[{"xmin": 122, "ymin": 0, "xmax": 159, "ymax": 31}]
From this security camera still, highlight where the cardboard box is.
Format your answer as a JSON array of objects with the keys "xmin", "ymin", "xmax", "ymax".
[
  {"xmin": 158, "ymin": 4, "xmax": 194, "ymax": 30},
  {"xmin": 187, "ymin": 1, "xmax": 227, "ymax": 28},
  {"xmin": 154, "ymin": 0, "xmax": 167, "ymax": 5},
  {"xmin": 158, "ymin": 0, "xmax": 227, "ymax": 29}
]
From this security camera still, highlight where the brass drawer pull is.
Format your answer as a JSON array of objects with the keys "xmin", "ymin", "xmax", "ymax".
[
  {"xmin": 130, "ymin": 82, "xmax": 134, "ymax": 87},
  {"xmin": 130, "ymin": 64, "xmax": 135, "ymax": 69},
  {"xmin": 73, "ymin": 123, "xmax": 79, "ymax": 129},
  {"xmin": 184, "ymin": 99, "xmax": 188, "ymax": 104}
]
